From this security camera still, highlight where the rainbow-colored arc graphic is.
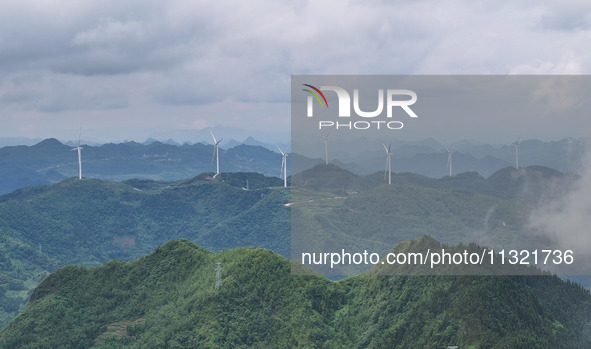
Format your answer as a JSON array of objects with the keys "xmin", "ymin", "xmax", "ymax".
[{"xmin": 302, "ymin": 84, "xmax": 328, "ymax": 108}]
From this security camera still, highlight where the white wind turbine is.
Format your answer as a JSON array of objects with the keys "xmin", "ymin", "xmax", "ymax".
[
  {"xmin": 278, "ymin": 146, "xmax": 288, "ymax": 188},
  {"xmin": 512, "ymin": 138, "xmax": 520, "ymax": 170},
  {"xmin": 71, "ymin": 131, "xmax": 83, "ymax": 179},
  {"xmin": 319, "ymin": 130, "xmax": 331, "ymax": 165},
  {"xmin": 209, "ymin": 130, "xmax": 222, "ymax": 177},
  {"xmin": 445, "ymin": 146, "xmax": 455, "ymax": 177},
  {"xmin": 383, "ymin": 142, "xmax": 392, "ymax": 185}
]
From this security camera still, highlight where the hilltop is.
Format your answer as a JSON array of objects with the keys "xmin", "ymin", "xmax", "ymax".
[
  {"xmin": 1, "ymin": 239, "xmax": 590, "ymax": 348},
  {"xmin": 293, "ymin": 163, "xmax": 577, "ymax": 199}
]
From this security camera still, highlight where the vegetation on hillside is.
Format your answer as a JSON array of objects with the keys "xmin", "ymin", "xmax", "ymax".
[
  {"xmin": 0, "ymin": 164, "xmax": 577, "ymax": 328},
  {"xmin": 0, "ymin": 173, "xmax": 288, "ymax": 327},
  {"xmin": 1, "ymin": 239, "xmax": 589, "ymax": 348}
]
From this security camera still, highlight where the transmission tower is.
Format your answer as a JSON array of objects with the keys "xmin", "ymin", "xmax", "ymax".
[{"xmin": 215, "ymin": 262, "xmax": 222, "ymax": 290}]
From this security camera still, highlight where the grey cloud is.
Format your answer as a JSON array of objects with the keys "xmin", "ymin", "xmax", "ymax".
[
  {"xmin": 0, "ymin": 72, "xmax": 129, "ymax": 112},
  {"xmin": 1, "ymin": 0, "xmax": 591, "ymax": 142},
  {"xmin": 0, "ymin": 1, "xmax": 210, "ymax": 76},
  {"xmin": 538, "ymin": 4, "xmax": 591, "ymax": 31}
]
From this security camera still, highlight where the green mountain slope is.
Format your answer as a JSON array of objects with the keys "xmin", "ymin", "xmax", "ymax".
[
  {"xmin": 290, "ymin": 177, "xmax": 538, "ymax": 276},
  {"xmin": 1, "ymin": 239, "xmax": 589, "ymax": 348},
  {"xmin": 0, "ymin": 173, "xmax": 289, "ymax": 327},
  {"xmin": 0, "ymin": 165, "xmax": 576, "ymax": 327}
]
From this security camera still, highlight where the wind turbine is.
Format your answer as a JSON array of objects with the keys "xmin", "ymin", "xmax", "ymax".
[
  {"xmin": 383, "ymin": 142, "xmax": 392, "ymax": 185},
  {"xmin": 512, "ymin": 138, "xmax": 519, "ymax": 170},
  {"xmin": 209, "ymin": 130, "xmax": 222, "ymax": 177},
  {"xmin": 71, "ymin": 131, "xmax": 83, "ymax": 179},
  {"xmin": 445, "ymin": 146, "xmax": 455, "ymax": 177},
  {"xmin": 278, "ymin": 146, "xmax": 288, "ymax": 188},
  {"xmin": 319, "ymin": 130, "xmax": 331, "ymax": 165}
]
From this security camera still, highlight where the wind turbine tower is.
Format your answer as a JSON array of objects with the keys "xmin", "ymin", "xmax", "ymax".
[
  {"xmin": 214, "ymin": 262, "xmax": 222, "ymax": 290},
  {"xmin": 319, "ymin": 131, "xmax": 330, "ymax": 165},
  {"xmin": 445, "ymin": 146, "xmax": 455, "ymax": 177},
  {"xmin": 383, "ymin": 142, "xmax": 392, "ymax": 185},
  {"xmin": 71, "ymin": 132, "xmax": 83, "ymax": 179},
  {"xmin": 278, "ymin": 146, "xmax": 288, "ymax": 188},
  {"xmin": 512, "ymin": 138, "xmax": 519, "ymax": 170},
  {"xmin": 209, "ymin": 130, "xmax": 222, "ymax": 176}
]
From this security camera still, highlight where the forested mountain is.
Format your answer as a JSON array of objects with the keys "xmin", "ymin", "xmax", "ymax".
[
  {"xmin": 0, "ymin": 163, "xmax": 576, "ymax": 328},
  {"xmin": 1, "ymin": 239, "xmax": 589, "ymax": 348},
  {"xmin": 0, "ymin": 173, "xmax": 289, "ymax": 327}
]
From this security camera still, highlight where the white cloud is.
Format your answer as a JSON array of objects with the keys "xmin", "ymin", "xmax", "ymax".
[{"xmin": 528, "ymin": 141, "xmax": 591, "ymax": 272}]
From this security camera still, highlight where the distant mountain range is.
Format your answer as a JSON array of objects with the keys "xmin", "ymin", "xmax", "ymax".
[
  {"xmin": 0, "ymin": 138, "xmax": 291, "ymax": 195},
  {"xmin": 323, "ymin": 137, "xmax": 586, "ymax": 179},
  {"xmin": 0, "ymin": 137, "xmax": 586, "ymax": 195}
]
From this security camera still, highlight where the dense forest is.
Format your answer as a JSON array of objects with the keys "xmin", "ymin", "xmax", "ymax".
[
  {"xmin": 0, "ymin": 172, "xmax": 289, "ymax": 327},
  {"xmin": 1, "ymin": 239, "xmax": 590, "ymax": 348},
  {"xmin": 0, "ymin": 165, "xmax": 577, "ymax": 328}
]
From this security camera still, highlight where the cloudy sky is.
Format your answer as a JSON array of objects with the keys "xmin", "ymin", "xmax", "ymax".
[{"xmin": 1, "ymin": 0, "xmax": 590, "ymax": 144}]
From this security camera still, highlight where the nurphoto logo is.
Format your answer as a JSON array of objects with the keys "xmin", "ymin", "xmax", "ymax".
[{"xmin": 302, "ymin": 84, "xmax": 419, "ymax": 131}]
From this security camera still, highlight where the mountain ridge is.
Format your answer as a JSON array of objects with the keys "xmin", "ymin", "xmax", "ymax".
[
  {"xmin": 1, "ymin": 238, "xmax": 590, "ymax": 348},
  {"xmin": 0, "ymin": 137, "xmax": 585, "ymax": 195}
]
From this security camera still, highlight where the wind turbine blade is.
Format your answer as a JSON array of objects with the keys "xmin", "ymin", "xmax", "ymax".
[
  {"xmin": 209, "ymin": 130, "xmax": 217, "ymax": 144},
  {"xmin": 383, "ymin": 144, "xmax": 388, "ymax": 153},
  {"xmin": 319, "ymin": 129, "xmax": 331, "ymax": 140}
]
